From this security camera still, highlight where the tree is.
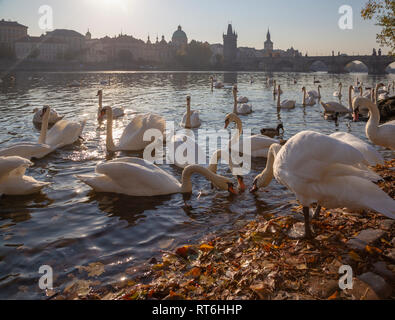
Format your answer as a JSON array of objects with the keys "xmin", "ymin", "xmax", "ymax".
[{"xmin": 361, "ymin": 0, "xmax": 395, "ymax": 55}]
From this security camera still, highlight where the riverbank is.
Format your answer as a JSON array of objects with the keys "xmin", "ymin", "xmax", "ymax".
[{"xmin": 52, "ymin": 159, "xmax": 395, "ymax": 300}]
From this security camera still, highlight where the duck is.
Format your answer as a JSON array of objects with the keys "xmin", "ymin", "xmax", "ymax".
[
  {"xmin": 0, "ymin": 107, "xmax": 54, "ymax": 160},
  {"xmin": 302, "ymin": 87, "xmax": 316, "ymax": 106},
  {"xmin": 333, "ymin": 82, "xmax": 343, "ymax": 98},
  {"xmin": 260, "ymin": 124, "xmax": 284, "ymax": 138},
  {"xmin": 251, "ymin": 131, "xmax": 395, "ymax": 239},
  {"xmin": 100, "ymin": 106, "xmax": 165, "ymax": 152},
  {"xmin": 39, "ymin": 106, "xmax": 86, "ymax": 149},
  {"xmin": 277, "ymin": 85, "xmax": 296, "ymax": 109},
  {"xmin": 233, "ymin": 86, "xmax": 252, "ymax": 115},
  {"xmin": 77, "ymin": 157, "xmax": 238, "ymax": 199},
  {"xmin": 225, "ymin": 113, "xmax": 281, "ymax": 158},
  {"xmin": 33, "ymin": 106, "xmax": 63, "ymax": 125},
  {"xmin": 313, "ymin": 76, "xmax": 321, "ymax": 84},
  {"xmin": 180, "ymin": 96, "xmax": 201, "ymax": 129},
  {"xmin": 97, "ymin": 90, "xmax": 125, "ymax": 122},
  {"xmin": 352, "ymin": 97, "xmax": 395, "ymax": 150},
  {"xmin": 0, "ymin": 156, "xmax": 49, "ymax": 196},
  {"xmin": 320, "ymin": 85, "xmax": 354, "ymax": 114}
]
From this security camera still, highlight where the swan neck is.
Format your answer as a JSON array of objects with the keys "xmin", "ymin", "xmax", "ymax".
[
  {"xmin": 186, "ymin": 100, "xmax": 191, "ymax": 128},
  {"xmin": 258, "ymin": 146, "xmax": 276, "ymax": 187},
  {"xmin": 233, "ymin": 91, "xmax": 238, "ymax": 113},
  {"xmin": 181, "ymin": 165, "xmax": 221, "ymax": 193},
  {"xmin": 38, "ymin": 109, "xmax": 50, "ymax": 144},
  {"xmin": 106, "ymin": 109, "xmax": 116, "ymax": 152},
  {"xmin": 349, "ymin": 86, "xmax": 353, "ymax": 110},
  {"xmin": 277, "ymin": 89, "xmax": 281, "ymax": 107}
]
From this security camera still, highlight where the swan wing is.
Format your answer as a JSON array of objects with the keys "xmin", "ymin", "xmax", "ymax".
[
  {"xmin": 119, "ymin": 114, "xmax": 165, "ymax": 151},
  {"xmin": 330, "ymin": 132, "xmax": 384, "ymax": 166},
  {"xmin": 321, "ymin": 102, "xmax": 349, "ymax": 113},
  {"xmin": 0, "ymin": 156, "xmax": 32, "ymax": 179},
  {"xmin": 46, "ymin": 120, "xmax": 85, "ymax": 148},
  {"xmin": 377, "ymin": 122, "xmax": 395, "ymax": 150},
  {"xmin": 94, "ymin": 158, "xmax": 180, "ymax": 196},
  {"xmin": 0, "ymin": 143, "xmax": 52, "ymax": 160}
]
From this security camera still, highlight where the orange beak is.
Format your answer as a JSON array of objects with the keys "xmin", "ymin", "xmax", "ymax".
[
  {"xmin": 250, "ymin": 180, "xmax": 259, "ymax": 193},
  {"xmin": 228, "ymin": 184, "xmax": 238, "ymax": 195},
  {"xmin": 237, "ymin": 176, "xmax": 246, "ymax": 193}
]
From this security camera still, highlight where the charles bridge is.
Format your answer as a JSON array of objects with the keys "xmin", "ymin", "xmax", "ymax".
[{"xmin": 255, "ymin": 54, "xmax": 395, "ymax": 74}]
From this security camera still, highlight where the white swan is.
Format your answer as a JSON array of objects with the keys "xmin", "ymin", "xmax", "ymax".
[
  {"xmin": 77, "ymin": 157, "xmax": 238, "ymax": 197},
  {"xmin": 225, "ymin": 113, "xmax": 280, "ymax": 158},
  {"xmin": 0, "ymin": 156, "xmax": 49, "ymax": 196},
  {"xmin": 33, "ymin": 106, "xmax": 63, "ymax": 125},
  {"xmin": 237, "ymin": 96, "xmax": 249, "ymax": 104},
  {"xmin": 167, "ymin": 132, "xmax": 204, "ymax": 169},
  {"xmin": 180, "ymin": 96, "xmax": 201, "ymax": 129},
  {"xmin": 353, "ymin": 97, "xmax": 395, "ymax": 150},
  {"xmin": 277, "ymin": 85, "xmax": 295, "ymax": 109},
  {"xmin": 0, "ymin": 107, "xmax": 54, "ymax": 160},
  {"xmin": 40, "ymin": 106, "xmax": 86, "ymax": 149},
  {"xmin": 302, "ymin": 87, "xmax": 316, "ymax": 106},
  {"xmin": 308, "ymin": 85, "xmax": 321, "ymax": 99},
  {"xmin": 251, "ymin": 131, "xmax": 395, "ymax": 238},
  {"xmin": 320, "ymin": 85, "xmax": 353, "ymax": 114},
  {"xmin": 97, "ymin": 90, "xmax": 124, "ymax": 122},
  {"xmin": 233, "ymin": 86, "xmax": 252, "ymax": 114},
  {"xmin": 333, "ymin": 82, "xmax": 343, "ymax": 97},
  {"xmin": 208, "ymin": 149, "xmax": 246, "ymax": 192},
  {"xmin": 100, "ymin": 106, "xmax": 165, "ymax": 152}
]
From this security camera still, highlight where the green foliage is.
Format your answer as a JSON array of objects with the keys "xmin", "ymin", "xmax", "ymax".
[{"xmin": 361, "ymin": 0, "xmax": 395, "ymax": 55}]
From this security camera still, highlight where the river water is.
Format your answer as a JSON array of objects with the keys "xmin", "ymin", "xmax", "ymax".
[{"xmin": 0, "ymin": 71, "xmax": 393, "ymax": 299}]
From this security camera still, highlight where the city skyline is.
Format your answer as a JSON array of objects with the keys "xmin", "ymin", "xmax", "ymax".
[{"xmin": 0, "ymin": 0, "xmax": 391, "ymax": 56}]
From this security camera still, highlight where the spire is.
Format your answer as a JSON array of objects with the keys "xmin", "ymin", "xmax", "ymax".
[
  {"xmin": 227, "ymin": 23, "xmax": 233, "ymax": 35},
  {"xmin": 267, "ymin": 28, "xmax": 271, "ymax": 41}
]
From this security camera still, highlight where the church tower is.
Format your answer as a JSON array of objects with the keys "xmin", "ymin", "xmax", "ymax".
[
  {"xmin": 223, "ymin": 24, "xmax": 238, "ymax": 66},
  {"xmin": 264, "ymin": 29, "xmax": 273, "ymax": 54}
]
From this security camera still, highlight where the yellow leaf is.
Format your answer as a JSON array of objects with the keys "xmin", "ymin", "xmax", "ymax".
[
  {"xmin": 349, "ymin": 251, "xmax": 363, "ymax": 262},
  {"xmin": 199, "ymin": 244, "xmax": 214, "ymax": 252}
]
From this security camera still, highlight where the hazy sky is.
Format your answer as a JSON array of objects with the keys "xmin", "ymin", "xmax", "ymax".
[{"xmin": 0, "ymin": 0, "xmax": 390, "ymax": 55}]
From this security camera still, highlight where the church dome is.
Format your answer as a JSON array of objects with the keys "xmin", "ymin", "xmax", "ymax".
[{"xmin": 172, "ymin": 25, "xmax": 187, "ymax": 46}]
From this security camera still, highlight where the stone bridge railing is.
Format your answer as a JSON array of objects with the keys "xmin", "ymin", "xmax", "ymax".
[{"xmin": 256, "ymin": 55, "xmax": 394, "ymax": 74}]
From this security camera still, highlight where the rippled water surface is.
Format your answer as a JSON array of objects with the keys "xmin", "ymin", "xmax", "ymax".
[{"xmin": 0, "ymin": 71, "xmax": 393, "ymax": 299}]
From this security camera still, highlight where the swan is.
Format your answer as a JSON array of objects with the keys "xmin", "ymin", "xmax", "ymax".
[
  {"xmin": 352, "ymin": 97, "xmax": 395, "ymax": 150},
  {"xmin": 0, "ymin": 107, "xmax": 54, "ymax": 160},
  {"xmin": 180, "ymin": 96, "xmax": 201, "ymax": 129},
  {"xmin": 39, "ymin": 106, "xmax": 86, "ymax": 149},
  {"xmin": 33, "ymin": 106, "xmax": 63, "ymax": 125},
  {"xmin": 208, "ymin": 149, "xmax": 246, "ymax": 192},
  {"xmin": 333, "ymin": 82, "xmax": 343, "ymax": 98},
  {"xmin": 313, "ymin": 76, "xmax": 320, "ymax": 84},
  {"xmin": 225, "ymin": 113, "xmax": 280, "ymax": 158},
  {"xmin": 260, "ymin": 123, "xmax": 284, "ymax": 138},
  {"xmin": 100, "ymin": 106, "xmax": 165, "ymax": 152},
  {"xmin": 251, "ymin": 131, "xmax": 395, "ymax": 239},
  {"xmin": 272, "ymin": 80, "xmax": 283, "ymax": 95},
  {"xmin": 302, "ymin": 87, "xmax": 316, "ymax": 106},
  {"xmin": 320, "ymin": 85, "xmax": 353, "ymax": 114},
  {"xmin": 277, "ymin": 85, "xmax": 296, "ymax": 109},
  {"xmin": 233, "ymin": 86, "xmax": 252, "ymax": 115},
  {"xmin": 77, "ymin": 157, "xmax": 238, "ymax": 198},
  {"xmin": 0, "ymin": 156, "xmax": 49, "ymax": 196},
  {"xmin": 308, "ymin": 85, "xmax": 321, "ymax": 99},
  {"xmin": 167, "ymin": 133, "xmax": 204, "ymax": 169},
  {"xmin": 97, "ymin": 90, "xmax": 124, "ymax": 122},
  {"xmin": 329, "ymin": 132, "xmax": 384, "ymax": 166}
]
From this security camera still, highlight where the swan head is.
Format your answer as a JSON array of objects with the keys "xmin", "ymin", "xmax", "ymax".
[
  {"xmin": 211, "ymin": 174, "xmax": 238, "ymax": 195},
  {"xmin": 302, "ymin": 86, "xmax": 306, "ymax": 92},
  {"xmin": 98, "ymin": 106, "xmax": 111, "ymax": 122},
  {"xmin": 352, "ymin": 96, "xmax": 371, "ymax": 122},
  {"xmin": 41, "ymin": 105, "xmax": 50, "ymax": 117},
  {"xmin": 186, "ymin": 95, "xmax": 191, "ymax": 103},
  {"xmin": 277, "ymin": 123, "xmax": 284, "ymax": 132},
  {"xmin": 224, "ymin": 113, "xmax": 239, "ymax": 129},
  {"xmin": 96, "ymin": 90, "xmax": 103, "ymax": 97}
]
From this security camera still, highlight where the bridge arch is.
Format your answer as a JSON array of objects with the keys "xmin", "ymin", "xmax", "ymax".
[
  {"xmin": 385, "ymin": 61, "xmax": 395, "ymax": 73},
  {"xmin": 309, "ymin": 60, "xmax": 329, "ymax": 72},
  {"xmin": 344, "ymin": 60, "xmax": 369, "ymax": 73}
]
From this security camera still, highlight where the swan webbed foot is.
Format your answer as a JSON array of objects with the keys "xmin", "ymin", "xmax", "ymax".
[{"xmin": 288, "ymin": 207, "xmax": 315, "ymax": 240}]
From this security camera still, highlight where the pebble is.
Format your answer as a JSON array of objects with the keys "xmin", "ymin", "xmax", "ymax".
[
  {"xmin": 357, "ymin": 272, "xmax": 392, "ymax": 299},
  {"xmin": 373, "ymin": 262, "xmax": 395, "ymax": 282},
  {"xmin": 346, "ymin": 229, "xmax": 386, "ymax": 251}
]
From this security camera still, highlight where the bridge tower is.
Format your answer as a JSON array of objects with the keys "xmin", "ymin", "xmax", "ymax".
[{"xmin": 223, "ymin": 24, "xmax": 238, "ymax": 66}]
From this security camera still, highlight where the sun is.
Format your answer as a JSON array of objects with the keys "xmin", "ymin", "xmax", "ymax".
[{"xmin": 88, "ymin": 0, "xmax": 128, "ymax": 10}]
